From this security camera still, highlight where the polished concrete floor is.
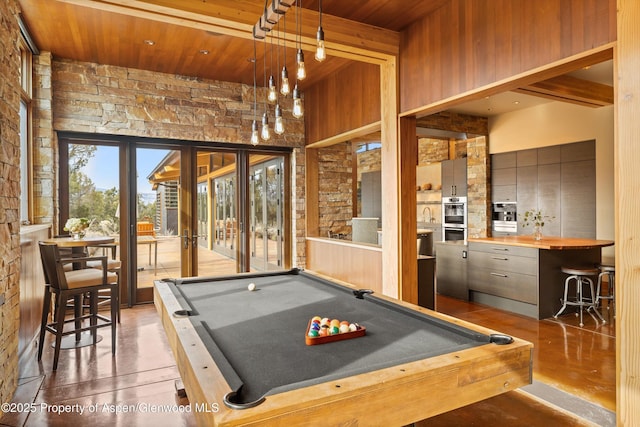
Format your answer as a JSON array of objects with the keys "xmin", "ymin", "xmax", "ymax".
[{"xmin": 1, "ymin": 293, "xmax": 615, "ymax": 426}]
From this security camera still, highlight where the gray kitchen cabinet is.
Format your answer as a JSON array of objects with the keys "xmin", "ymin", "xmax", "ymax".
[
  {"xmin": 468, "ymin": 242, "xmax": 539, "ymax": 318},
  {"xmin": 537, "ymin": 163, "xmax": 561, "ymax": 236},
  {"xmin": 492, "ymin": 152, "xmax": 517, "ymax": 169},
  {"xmin": 516, "ymin": 165, "xmax": 538, "ymax": 231},
  {"xmin": 435, "ymin": 242, "xmax": 468, "ymax": 300},
  {"xmin": 441, "ymin": 158, "xmax": 467, "ymax": 197},
  {"xmin": 467, "ymin": 240, "xmax": 603, "ymax": 319},
  {"xmin": 491, "ymin": 167, "xmax": 516, "ymax": 202},
  {"xmin": 491, "ymin": 140, "xmax": 596, "ymax": 239},
  {"xmin": 517, "ymin": 149, "xmax": 537, "ymax": 167},
  {"xmin": 561, "ymin": 159, "xmax": 596, "ymax": 238}
]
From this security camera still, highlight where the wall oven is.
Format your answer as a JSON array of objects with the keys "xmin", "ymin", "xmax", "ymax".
[{"xmin": 442, "ymin": 196, "xmax": 467, "ymax": 241}]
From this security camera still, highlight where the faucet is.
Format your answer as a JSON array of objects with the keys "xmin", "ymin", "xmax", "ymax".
[{"xmin": 422, "ymin": 206, "xmax": 432, "ymax": 223}]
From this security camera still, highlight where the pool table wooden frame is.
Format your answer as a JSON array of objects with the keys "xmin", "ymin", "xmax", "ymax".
[{"xmin": 154, "ymin": 271, "xmax": 532, "ymax": 426}]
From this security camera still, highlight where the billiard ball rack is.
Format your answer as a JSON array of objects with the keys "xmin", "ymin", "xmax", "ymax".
[{"xmin": 305, "ymin": 319, "xmax": 366, "ymax": 346}]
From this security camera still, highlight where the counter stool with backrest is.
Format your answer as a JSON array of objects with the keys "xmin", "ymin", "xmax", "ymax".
[
  {"xmin": 38, "ymin": 242, "xmax": 119, "ymax": 370},
  {"xmin": 596, "ymin": 264, "xmax": 616, "ymax": 314},
  {"xmin": 554, "ymin": 266, "xmax": 605, "ymax": 327},
  {"xmin": 86, "ymin": 242, "xmax": 121, "ymax": 323}
]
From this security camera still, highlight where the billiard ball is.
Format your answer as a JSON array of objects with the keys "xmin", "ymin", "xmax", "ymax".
[
  {"xmin": 248, "ymin": 283, "xmax": 256, "ymax": 291},
  {"xmin": 348, "ymin": 323, "xmax": 358, "ymax": 332},
  {"xmin": 339, "ymin": 324, "xmax": 350, "ymax": 333},
  {"xmin": 308, "ymin": 330, "xmax": 319, "ymax": 337}
]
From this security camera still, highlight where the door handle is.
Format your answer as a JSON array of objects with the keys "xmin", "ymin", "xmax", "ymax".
[
  {"xmin": 490, "ymin": 272, "xmax": 508, "ymax": 278},
  {"xmin": 182, "ymin": 230, "xmax": 190, "ymax": 249}
]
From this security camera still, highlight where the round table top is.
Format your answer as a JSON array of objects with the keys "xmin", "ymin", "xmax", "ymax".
[{"xmin": 42, "ymin": 235, "xmax": 115, "ymax": 247}]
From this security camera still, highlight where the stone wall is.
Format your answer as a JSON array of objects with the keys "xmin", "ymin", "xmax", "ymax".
[
  {"xmin": 466, "ymin": 136, "xmax": 490, "ymax": 238},
  {"xmin": 317, "ymin": 143, "xmax": 353, "ymax": 238},
  {"xmin": 33, "ymin": 58, "xmax": 307, "ymax": 265},
  {"xmin": 418, "ymin": 138, "xmax": 449, "ymax": 164},
  {"xmin": 0, "ymin": 0, "xmax": 21, "ymax": 409}
]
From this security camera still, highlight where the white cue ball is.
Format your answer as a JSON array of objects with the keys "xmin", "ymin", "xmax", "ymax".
[{"xmin": 248, "ymin": 283, "xmax": 256, "ymax": 291}]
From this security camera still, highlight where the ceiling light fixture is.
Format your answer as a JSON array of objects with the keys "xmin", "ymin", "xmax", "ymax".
[
  {"xmin": 250, "ymin": 42, "xmax": 259, "ymax": 145},
  {"xmin": 143, "ymin": 39, "xmax": 155, "ymax": 46},
  {"xmin": 295, "ymin": 0, "xmax": 306, "ymax": 80},
  {"xmin": 315, "ymin": 0, "xmax": 326, "ymax": 62}
]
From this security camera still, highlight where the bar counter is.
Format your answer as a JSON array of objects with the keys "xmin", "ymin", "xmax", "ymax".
[
  {"xmin": 464, "ymin": 235, "xmax": 613, "ymax": 319},
  {"xmin": 469, "ymin": 235, "xmax": 614, "ymax": 250}
]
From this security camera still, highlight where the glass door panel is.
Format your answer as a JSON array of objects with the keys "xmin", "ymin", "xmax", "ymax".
[
  {"xmin": 250, "ymin": 155, "xmax": 285, "ymax": 271},
  {"xmin": 135, "ymin": 147, "xmax": 175, "ymax": 290},
  {"xmin": 198, "ymin": 151, "xmax": 238, "ymax": 276}
]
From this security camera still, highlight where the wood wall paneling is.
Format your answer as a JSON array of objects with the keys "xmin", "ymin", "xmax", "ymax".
[
  {"xmin": 399, "ymin": 0, "xmax": 617, "ymax": 114},
  {"xmin": 305, "ymin": 62, "xmax": 381, "ymax": 145},
  {"xmin": 617, "ymin": 1, "xmax": 640, "ymax": 423}
]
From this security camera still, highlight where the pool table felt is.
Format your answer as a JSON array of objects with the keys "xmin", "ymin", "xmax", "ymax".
[{"xmin": 169, "ymin": 272, "xmax": 492, "ymax": 406}]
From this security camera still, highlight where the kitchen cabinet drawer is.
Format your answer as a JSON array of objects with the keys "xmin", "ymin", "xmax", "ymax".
[
  {"xmin": 468, "ymin": 242, "xmax": 537, "ymax": 259},
  {"xmin": 468, "ymin": 269, "xmax": 538, "ymax": 305},
  {"xmin": 469, "ymin": 251, "xmax": 537, "ymax": 276}
]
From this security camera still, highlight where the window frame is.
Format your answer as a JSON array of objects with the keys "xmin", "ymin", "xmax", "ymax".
[{"xmin": 19, "ymin": 36, "xmax": 34, "ymax": 225}]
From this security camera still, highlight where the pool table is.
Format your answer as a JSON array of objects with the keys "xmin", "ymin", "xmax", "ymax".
[{"xmin": 154, "ymin": 269, "xmax": 532, "ymax": 426}]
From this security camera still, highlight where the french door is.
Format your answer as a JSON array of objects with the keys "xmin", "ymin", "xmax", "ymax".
[{"xmin": 60, "ymin": 135, "xmax": 290, "ymax": 305}]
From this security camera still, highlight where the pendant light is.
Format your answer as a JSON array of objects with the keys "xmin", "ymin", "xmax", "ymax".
[
  {"xmin": 295, "ymin": 0, "xmax": 306, "ymax": 80},
  {"xmin": 250, "ymin": 37, "xmax": 259, "ymax": 145},
  {"xmin": 292, "ymin": 84, "xmax": 303, "ymax": 118},
  {"xmin": 280, "ymin": 14, "xmax": 291, "ymax": 95},
  {"xmin": 315, "ymin": 0, "xmax": 326, "ymax": 62},
  {"xmin": 261, "ymin": 37, "xmax": 271, "ymax": 141}
]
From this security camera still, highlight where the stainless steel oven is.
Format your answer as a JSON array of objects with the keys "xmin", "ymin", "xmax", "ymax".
[
  {"xmin": 444, "ymin": 226, "xmax": 466, "ymax": 241},
  {"xmin": 442, "ymin": 196, "xmax": 467, "ymax": 241},
  {"xmin": 492, "ymin": 202, "xmax": 517, "ymax": 234}
]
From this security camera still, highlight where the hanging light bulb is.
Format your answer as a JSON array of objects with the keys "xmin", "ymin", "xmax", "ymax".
[
  {"xmin": 261, "ymin": 112, "xmax": 271, "ymax": 141},
  {"xmin": 296, "ymin": 49, "xmax": 306, "ymax": 80},
  {"xmin": 315, "ymin": 27, "xmax": 325, "ymax": 62},
  {"xmin": 281, "ymin": 66, "xmax": 290, "ymax": 96},
  {"xmin": 315, "ymin": 0, "xmax": 326, "ymax": 62},
  {"xmin": 292, "ymin": 84, "xmax": 303, "ymax": 118},
  {"xmin": 268, "ymin": 75, "xmax": 277, "ymax": 103},
  {"xmin": 274, "ymin": 104, "xmax": 285, "ymax": 134},
  {"xmin": 250, "ymin": 120, "xmax": 259, "ymax": 145}
]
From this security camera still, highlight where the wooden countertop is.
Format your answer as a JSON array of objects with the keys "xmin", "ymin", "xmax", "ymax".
[{"xmin": 469, "ymin": 235, "xmax": 614, "ymax": 250}]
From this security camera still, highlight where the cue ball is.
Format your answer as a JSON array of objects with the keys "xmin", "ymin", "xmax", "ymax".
[{"xmin": 248, "ymin": 283, "xmax": 256, "ymax": 291}]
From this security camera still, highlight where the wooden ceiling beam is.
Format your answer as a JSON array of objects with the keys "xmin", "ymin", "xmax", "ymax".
[
  {"xmin": 58, "ymin": 0, "xmax": 399, "ymax": 63},
  {"xmin": 515, "ymin": 75, "xmax": 614, "ymax": 108}
]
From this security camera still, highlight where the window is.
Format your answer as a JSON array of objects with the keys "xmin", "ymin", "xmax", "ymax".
[{"xmin": 19, "ymin": 36, "xmax": 33, "ymax": 224}]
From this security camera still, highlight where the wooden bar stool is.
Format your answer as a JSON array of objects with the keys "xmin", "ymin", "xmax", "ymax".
[
  {"xmin": 596, "ymin": 264, "xmax": 615, "ymax": 314},
  {"xmin": 554, "ymin": 266, "xmax": 605, "ymax": 327},
  {"xmin": 38, "ymin": 242, "xmax": 118, "ymax": 370}
]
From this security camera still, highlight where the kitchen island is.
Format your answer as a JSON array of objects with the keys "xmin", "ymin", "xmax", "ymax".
[{"xmin": 466, "ymin": 236, "xmax": 614, "ymax": 319}]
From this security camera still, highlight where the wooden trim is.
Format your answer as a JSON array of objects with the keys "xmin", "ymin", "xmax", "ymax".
[
  {"xmin": 305, "ymin": 237, "xmax": 382, "ymax": 293},
  {"xmin": 305, "ymin": 122, "xmax": 381, "ymax": 149},
  {"xmin": 399, "ymin": 116, "xmax": 418, "ymax": 304},
  {"xmin": 379, "ymin": 58, "xmax": 400, "ymax": 299},
  {"xmin": 514, "ymin": 75, "xmax": 613, "ymax": 108},
  {"xmin": 63, "ymin": 0, "xmax": 399, "ymax": 60},
  {"xmin": 616, "ymin": 1, "xmax": 640, "ymax": 424},
  {"xmin": 401, "ymin": 45, "xmax": 614, "ymax": 119}
]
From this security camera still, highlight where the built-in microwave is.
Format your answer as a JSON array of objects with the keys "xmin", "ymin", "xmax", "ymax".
[
  {"xmin": 442, "ymin": 196, "xmax": 467, "ymax": 227},
  {"xmin": 443, "ymin": 196, "xmax": 467, "ymax": 241},
  {"xmin": 492, "ymin": 202, "xmax": 517, "ymax": 233}
]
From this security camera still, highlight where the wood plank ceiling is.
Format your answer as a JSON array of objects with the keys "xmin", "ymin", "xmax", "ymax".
[
  {"xmin": 17, "ymin": 0, "xmax": 447, "ymax": 90},
  {"xmin": 18, "ymin": 0, "xmax": 612, "ymax": 109}
]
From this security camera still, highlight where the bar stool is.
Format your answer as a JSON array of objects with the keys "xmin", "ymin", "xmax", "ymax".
[
  {"xmin": 554, "ymin": 266, "xmax": 605, "ymax": 327},
  {"xmin": 596, "ymin": 264, "xmax": 615, "ymax": 314}
]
